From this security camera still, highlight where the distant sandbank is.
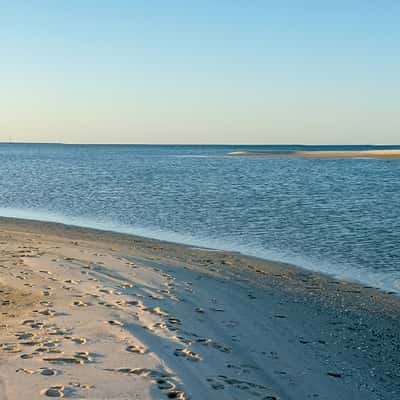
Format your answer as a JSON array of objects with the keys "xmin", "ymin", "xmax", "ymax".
[{"xmin": 229, "ymin": 149, "xmax": 400, "ymax": 159}]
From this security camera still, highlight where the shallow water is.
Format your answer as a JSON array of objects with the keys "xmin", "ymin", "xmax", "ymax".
[{"xmin": 1, "ymin": 143, "xmax": 400, "ymax": 292}]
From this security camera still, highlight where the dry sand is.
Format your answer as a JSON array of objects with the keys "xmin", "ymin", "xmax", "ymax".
[
  {"xmin": 0, "ymin": 217, "xmax": 399, "ymax": 399},
  {"xmin": 229, "ymin": 149, "xmax": 400, "ymax": 159}
]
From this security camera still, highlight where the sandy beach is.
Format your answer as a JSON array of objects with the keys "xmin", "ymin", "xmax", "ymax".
[
  {"xmin": 229, "ymin": 149, "xmax": 400, "ymax": 159},
  {"xmin": 0, "ymin": 217, "xmax": 399, "ymax": 400}
]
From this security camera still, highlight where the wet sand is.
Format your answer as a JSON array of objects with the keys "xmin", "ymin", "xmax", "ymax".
[
  {"xmin": 229, "ymin": 149, "xmax": 400, "ymax": 159},
  {"xmin": 0, "ymin": 217, "xmax": 399, "ymax": 399}
]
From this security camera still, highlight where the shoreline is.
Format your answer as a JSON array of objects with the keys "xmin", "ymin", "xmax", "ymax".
[
  {"xmin": 1, "ymin": 216, "xmax": 398, "ymax": 305},
  {"xmin": 0, "ymin": 215, "xmax": 396, "ymax": 295},
  {"xmin": 0, "ymin": 217, "xmax": 399, "ymax": 399}
]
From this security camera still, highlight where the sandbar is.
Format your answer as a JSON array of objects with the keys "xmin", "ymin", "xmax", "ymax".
[{"xmin": 229, "ymin": 149, "xmax": 400, "ymax": 159}]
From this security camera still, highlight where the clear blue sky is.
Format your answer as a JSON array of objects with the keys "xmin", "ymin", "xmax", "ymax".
[{"xmin": 1, "ymin": 1, "xmax": 399, "ymax": 144}]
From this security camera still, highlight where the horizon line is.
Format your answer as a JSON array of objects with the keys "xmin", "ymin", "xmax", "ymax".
[{"xmin": 1, "ymin": 142, "xmax": 400, "ymax": 147}]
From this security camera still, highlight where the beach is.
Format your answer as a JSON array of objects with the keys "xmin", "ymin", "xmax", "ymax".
[
  {"xmin": 4, "ymin": 0, "xmax": 400, "ymax": 398},
  {"xmin": 0, "ymin": 218, "xmax": 398, "ymax": 399}
]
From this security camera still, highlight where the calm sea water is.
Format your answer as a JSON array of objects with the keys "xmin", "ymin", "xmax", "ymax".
[{"xmin": 1, "ymin": 143, "xmax": 400, "ymax": 292}]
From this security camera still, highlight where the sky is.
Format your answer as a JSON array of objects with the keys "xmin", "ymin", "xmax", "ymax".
[{"xmin": 1, "ymin": 1, "xmax": 399, "ymax": 144}]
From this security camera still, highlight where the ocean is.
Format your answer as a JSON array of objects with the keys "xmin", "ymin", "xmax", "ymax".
[{"xmin": 1, "ymin": 143, "xmax": 399, "ymax": 292}]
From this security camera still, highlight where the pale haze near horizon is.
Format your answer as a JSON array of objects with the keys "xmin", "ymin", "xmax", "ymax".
[{"xmin": 1, "ymin": 1, "xmax": 399, "ymax": 145}]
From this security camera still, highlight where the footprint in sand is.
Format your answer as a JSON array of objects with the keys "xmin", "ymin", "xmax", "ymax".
[
  {"xmin": 167, "ymin": 317, "xmax": 181, "ymax": 325},
  {"xmin": 115, "ymin": 368, "xmax": 168, "ymax": 379},
  {"xmin": 114, "ymin": 367, "xmax": 154, "ymax": 377},
  {"xmin": 42, "ymin": 340, "xmax": 60, "ymax": 348},
  {"xmin": 99, "ymin": 288, "xmax": 114, "ymax": 295},
  {"xmin": 38, "ymin": 309, "xmax": 56, "ymax": 317},
  {"xmin": 26, "ymin": 321, "xmax": 45, "ymax": 329},
  {"xmin": 130, "ymin": 264, "xmax": 138, "ymax": 268},
  {"xmin": 43, "ymin": 357, "xmax": 84, "ymax": 365},
  {"xmin": 126, "ymin": 344, "xmax": 146, "ymax": 354},
  {"xmin": 48, "ymin": 327, "xmax": 72, "ymax": 336},
  {"xmin": 108, "ymin": 320, "xmax": 123, "ymax": 326},
  {"xmin": 174, "ymin": 348, "xmax": 201, "ymax": 362},
  {"xmin": 155, "ymin": 379, "xmax": 187, "ymax": 399},
  {"xmin": 194, "ymin": 339, "xmax": 231, "ymax": 354},
  {"xmin": 166, "ymin": 390, "xmax": 186, "ymax": 399},
  {"xmin": 149, "ymin": 322, "xmax": 167, "ymax": 331},
  {"xmin": 64, "ymin": 279, "xmax": 79, "ymax": 285},
  {"xmin": 47, "ymin": 349, "xmax": 64, "ymax": 354},
  {"xmin": 20, "ymin": 339, "xmax": 41, "ymax": 347},
  {"xmin": 20, "ymin": 353, "xmax": 35, "ymax": 359},
  {"xmin": 173, "ymin": 335, "xmax": 193, "ymax": 345},
  {"xmin": 72, "ymin": 300, "xmax": 88, "ymax": 307},
  {"xmin": 149, "ymin": 294, "xmax": 164, "ymax": 300},
  {"xmin": 42, "ymin": 385, "xmax": 65, "ymax": 398},
  {"xmin": 16, "ymin": 332, "xmax": 35, "ymax": 340},
  {"xmin": 119, "ymin": 282, "xmax": 133, "ymax": 289},
  {"xmin": 1, "ymin": 343, "xmax": 21, "ymax": 353},
  {"xmin": 70, "ymin": 382, "xmax": 94, "ymax": 390},
  {"xmin": 156, "ymin": 378, "xmax": 175, "ymax": 390},
  {"xmin": 71, "ymin": 337, "xmax": 87, "ymax": 344},
  {"xmin": 16, "ymin": 368, "xmax": 34, "ymax": 374},
  {"xmin": 116, "ymin": 367, "xmax": 143, "ymax": 375},
  {"xmin": 166, "ymin": 317, "xmax": 181, "ymax": 331},
  {"xmin": 126, "ymin": 299, "xmax": 145, "ymax": 309},
  {"xmin": 75, "ymin": 351, "xmax": 92, "ymax": 363},
  {"xmin": 35, "ymin": 346, "xmax": 51, "ymax": 354},
  {"xmin": 150, "ymin": 306, "xmax": 168, "ymax": 317},
  {"xmin": 41, "ymin": 368, "xmax": 58, "ymax": 376}
]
